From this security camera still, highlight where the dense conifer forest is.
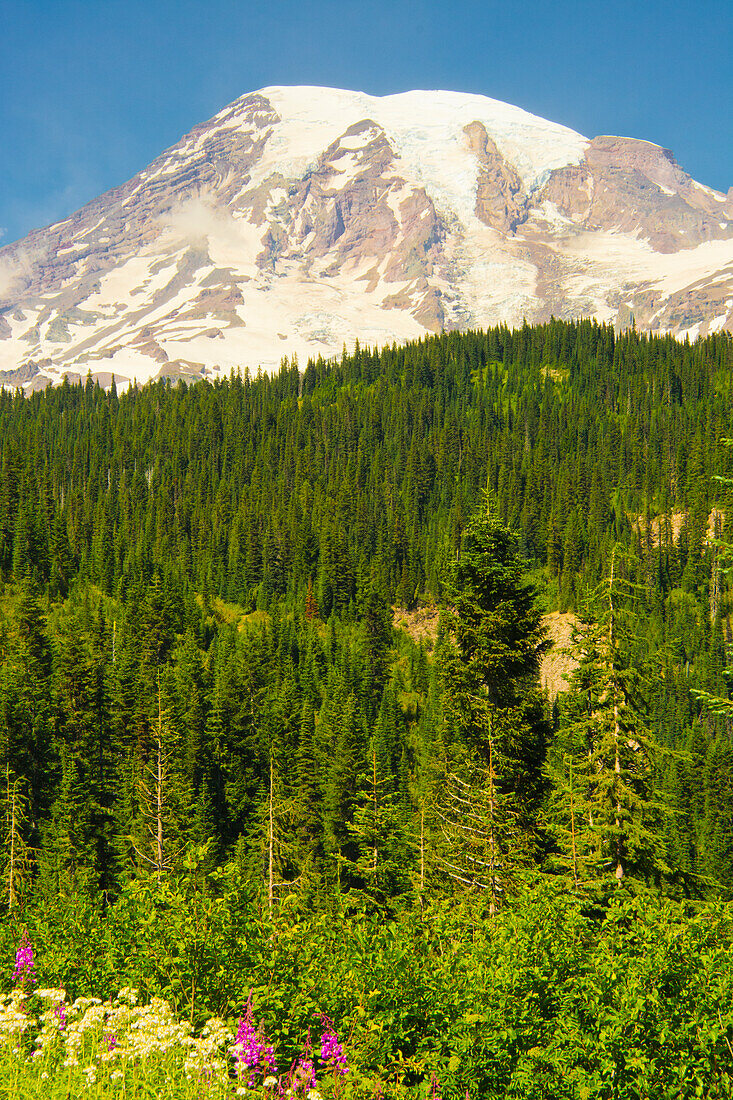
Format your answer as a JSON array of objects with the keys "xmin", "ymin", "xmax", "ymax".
[{"xmin": 1, "ymin": 319, "xmax": 733, "ymax": 1096}]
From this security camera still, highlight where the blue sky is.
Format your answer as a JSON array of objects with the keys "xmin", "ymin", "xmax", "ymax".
[{"xmin": 1, "ymin": 0, "xmax": 731, "ymax": 246}]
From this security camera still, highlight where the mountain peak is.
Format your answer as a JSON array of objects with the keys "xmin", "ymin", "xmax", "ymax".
[{"xmin": 1, "ymin": 85, "xmax": 731, "ymax": 391}]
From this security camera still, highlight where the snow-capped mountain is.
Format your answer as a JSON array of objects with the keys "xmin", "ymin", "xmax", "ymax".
[{"xmin": 1, "ymin": 86, "xmax": 732, "ymax": 390}]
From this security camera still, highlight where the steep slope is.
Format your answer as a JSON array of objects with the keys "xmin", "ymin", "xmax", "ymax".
[{"xmin": 1, "ymin": 86, "xmax": 731, "ymax": 390}]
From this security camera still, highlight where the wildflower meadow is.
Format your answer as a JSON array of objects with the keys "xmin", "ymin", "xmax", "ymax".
[
  {"xmin": 0, "ymin": 933, "xmax": 356, "ymax": 1099},
  {"xmin": 0, "ymin": 880, "xmax": 732, "ymax": 1098}
]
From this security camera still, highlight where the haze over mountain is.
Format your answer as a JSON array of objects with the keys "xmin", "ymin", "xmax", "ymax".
[{"xmin": 1, "ymin": 85, "xmax": 732, "ymax": 391}]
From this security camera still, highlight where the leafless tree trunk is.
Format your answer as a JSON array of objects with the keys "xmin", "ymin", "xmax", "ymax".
[
  {"xmin": 135, "ymin": 677, "xmax": 176, "ymax": 879},
  {"xmin": 268, "ymin": 753, "xmax": 274, "ymax": 917},
  {"xmin": 3, "ymin": 765, "xmax": 31, "ymax": 910},
  {"xmin": 567, "ymin": 756, "xmax": 578, "ymax": 887},
  {"xmin": 608, "ymin": 548, "xmax": 624, "ymax": 880}
]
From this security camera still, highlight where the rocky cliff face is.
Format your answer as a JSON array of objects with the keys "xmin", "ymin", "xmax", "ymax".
[
  {"xmin": 541, "ymin": 135, "xmax": 733, "ymax": 252},
  {"xmin": 1, "ymin": 86, "xmax": 731, "ymax": 390}
]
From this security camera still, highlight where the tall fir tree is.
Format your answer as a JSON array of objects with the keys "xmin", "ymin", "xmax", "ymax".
[
  {"xmin": 436, "ymin": 503, "xmax": 549, "ymax": 910},
  {"xmin": 546, "ymin": 548, "xmax": 670, "ymax": 889}
]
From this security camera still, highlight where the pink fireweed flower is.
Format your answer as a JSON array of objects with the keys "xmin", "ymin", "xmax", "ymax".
[
  {"xmin": 12, "ymin": 930, "xmax": 36, "ymax": 989},
  {"xmin": 233, "ymin": 995, "xmax": 277, "ymax": 1086},
  {"xmin": 54, "ymin": 1000, "xmax": 67, "ymax": 1030},
  {"xmin": 319, "ymin": 1016, "xmax": 348, "ymax": 1077},
  {"xmin": 287, "ymin": 1030, "xmax": 316, "ymax": 1094},
  {"xmin": 104, "ymin": 1031, "xmax": 117, "ymax": 1053}
]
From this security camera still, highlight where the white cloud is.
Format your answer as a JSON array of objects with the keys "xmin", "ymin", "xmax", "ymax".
[
  {"xmin": 0, "ymin": 258, "xmax": 21, "ymax": 298},
  {"xmin": 159, "ymin": 193, "xmax": 233, "ymax": 243},
  {"xmin": 0, "ymin": 246, "xmax": 43, "ymax": 300}
]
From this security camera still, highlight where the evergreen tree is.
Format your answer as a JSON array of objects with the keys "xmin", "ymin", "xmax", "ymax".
[
  {"xmin": 437, "ymin": 504, "xmax": 549, "ymax": 910},
  {"xmin": 44, "ymin": 610, "xmax": 118, "ymax": 894},
  {"xmin": 548, "ymin": 549, "xmax": 670, "ymax": 888},
  {"xmin": 362, "ymin": 579, "xmax": 393, "ymax": 717},
  {"xmin": 440, "ymin": 504, "xmax": 549, "ymax": 799},
  {"xmin": 0, "ymin": 583, "xmax": 55, "ymax": 853},
  {"xmin": 345, "ymin": 730, "xmax": 411, "ymax": 909}
]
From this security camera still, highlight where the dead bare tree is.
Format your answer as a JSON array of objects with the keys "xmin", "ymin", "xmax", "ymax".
[
  {"xmin": 2, "ymin": 765, "xmax": 33, "ymax": 910},
  {"xmin": 134, "ymin": 677, "xmax": 180, "ymax": 880}
]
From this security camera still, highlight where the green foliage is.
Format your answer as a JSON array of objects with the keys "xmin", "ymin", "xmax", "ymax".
[
  {"xmin": 433, "ymin": 506, "xmax": 548, "ymax": 907},
  {"xmin": 0, "ymin": 886, "xmax": 732, "ymax": 1098},
  {"xmin": 0, "ymin": 322, "xmax": 731, "ymax": 1094},
  {"xmin": 440, "ymin": 505, "xmax": 548, "ymax": 789},
  {"xmin": 0, "ymin": 323, "xmax": 729, "ymax": 901},
  {"xmin": 546, "ymin": 551, "xmax": 672, "ymax": 890}
]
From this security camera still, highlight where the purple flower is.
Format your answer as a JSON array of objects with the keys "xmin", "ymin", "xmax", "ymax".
[
  {"xmin": 12, "ymin": 930, "xmax": 36, "ymax": 989},
  {"xmin": 233, "ymin": 996, "xmax": 277, "ymax": 1086},
  {"xmin": 287, "ymin": 1030, "xmax": 316, "ymax": 1095},
  {"xmin": 319, "ymin": 1016, "xmax": 348, "ymax": 1077},
  {"xmin": 104, "ymin": 1031, "xmax": 117, "ymax": 1053},
  {"xmin": 54, "ymin": 1001, "xmax": 66, "ymax": 1030}
]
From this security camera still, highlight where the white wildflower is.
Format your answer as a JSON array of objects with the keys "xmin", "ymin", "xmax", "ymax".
[{"xmin": 36, "ymin": 988, "xmax": 67, "ymax": 1001}]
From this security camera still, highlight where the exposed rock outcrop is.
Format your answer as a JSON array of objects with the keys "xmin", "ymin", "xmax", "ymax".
[
  {"xmin": 464, "ymin": 121, "xmax": 527, "ymax": 232},
  {"xmin": 538, "ymin": 135, "xmax": 733, "ymax": 252}
]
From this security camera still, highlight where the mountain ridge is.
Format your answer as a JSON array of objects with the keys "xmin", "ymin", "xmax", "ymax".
[{"xmin": 1, "ymin": 85, "xmax": 731, "ymax": 390}]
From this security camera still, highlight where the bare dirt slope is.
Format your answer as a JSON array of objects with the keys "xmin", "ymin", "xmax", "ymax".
[{"xmin": 394, "ymin": 605, "xmax": 579, "ymax": 700}]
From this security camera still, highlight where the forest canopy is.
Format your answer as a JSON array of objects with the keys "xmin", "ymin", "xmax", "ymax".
[
  {"xmin": 2, "ymin": 320, "xmax": 733, "ymax": 1095},
  {"xmin": 0, "ymin": 320, "xmax": 732, "ymax": 908}
]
